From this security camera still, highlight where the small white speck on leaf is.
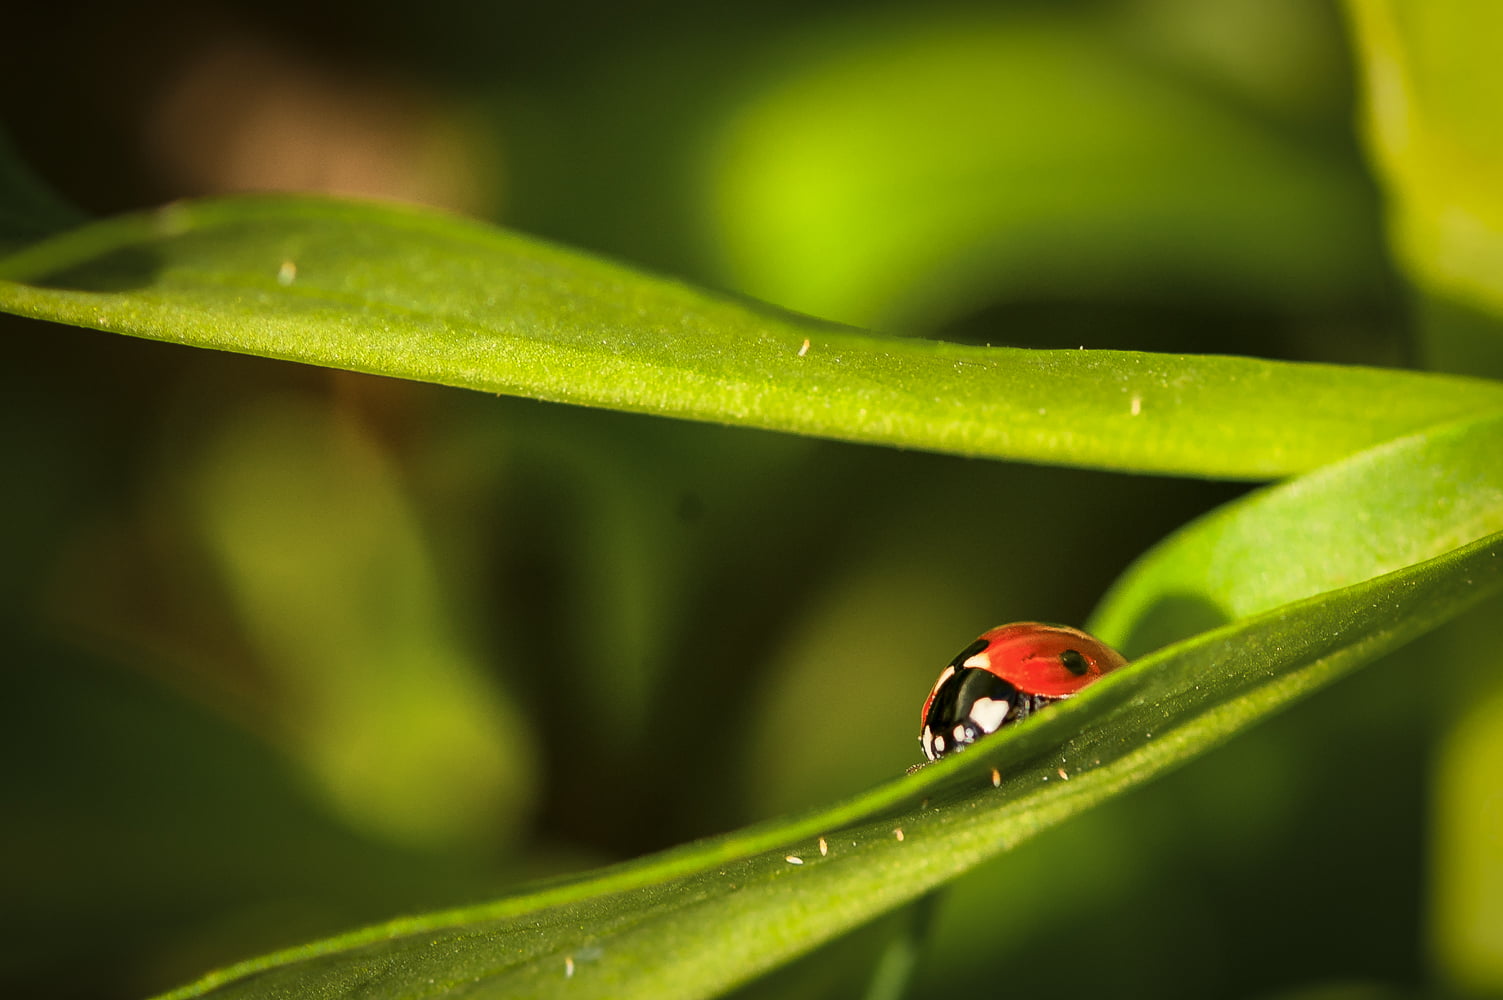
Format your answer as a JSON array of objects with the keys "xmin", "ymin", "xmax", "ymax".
[
  {"xmin": 990, "ymin": 767, "xmax": 1001, "ymax": 787},
  {"xmin": 1058, "ymin": 767, "xmax": 1070, "ymax": 780},
  {"xmin": 893, "ymin": 827, "xmax": 905, "ymax": 842},
  {"xmin": 798, "ymin": 338, "xmax": 810, "ymax": 357},
  {"xmin": 818, "ymin": 837, "xmax": 828, "ymax": 857},
  {"xmin": 1130, "ymin": 395, "xmax": 1142, "ymax": 416},
  {"xmin": 277, "ymin": 260, "xmax": 297, "ymax": 285},
  {"xmin": 785, "ymin": 855, "xmax": 803, "ymax": 865},
  {"xmin": 564, "ymin": 956, "xmax": 575, "ymax": 979}
]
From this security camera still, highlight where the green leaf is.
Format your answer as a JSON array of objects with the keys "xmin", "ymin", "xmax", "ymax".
[
  {"xmin": 2, "ymin": 195, "xmax": 1502, "ymax": 479},
  {"xmin": 1431, "ymin": 663, "xmax": 1503, "ymax": 993},
  {"xmin": 151, "ymin": 533, "xmax": 1503, "ymax": 1000},
  {"xmin": 183, "ymin": 396, "xmax": 536, "ymax": 850},
  {"xmin": 1091, "ymin": 410, "xmax": 1503, "ymax": 654},
  {"xmin": 706, "ymin": 9, "xmax": 1382, "ymax": 329},
  {"xmin": 153, "ymin": 416, "xmax": 1503, "ymax": 999},
  {"xmin": 1346, "ymin": 0, "xmax": 1503, "ymax": 318}
]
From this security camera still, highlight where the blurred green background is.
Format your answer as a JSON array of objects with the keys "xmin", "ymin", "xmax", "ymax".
[{"xmin": 3, "ymin": 1, "xmax": 1500, "ymax": 998}]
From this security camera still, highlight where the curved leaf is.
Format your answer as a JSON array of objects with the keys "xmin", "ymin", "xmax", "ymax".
[
  {"xmin": 154, "ymin": 409, "xmax": 1503, "ymax": 999},
  {"xmin": 706, "ymin": 10, "xmax": 1380, "ymax": 329},
  {"xmin": 154, "ymin": 530, "xmax": 1503, "ymax": 1000},
  {"xmin": 1, "ymin": 196, "xmax": 1500, "ymax": 480},
  {"xmin": 1090, "ymin": 411, "xmax": 1503, "ymax": 655}
]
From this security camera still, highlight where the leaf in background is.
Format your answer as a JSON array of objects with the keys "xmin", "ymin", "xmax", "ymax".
[
  {"xmin": 1431, "ymin": 674, "xmax": 1503, "ymax": 994},
  {"xmin": 1346, "ymin": 0, "xmax": 1503, "ymax": 320},
  {"xmin": 0, "ymin": 631, "xmax": 501, "ymax": 998},
  {"xmin": 1, "ymin": 195, "xmax": 1500, "ymax": 480},
  {"xmin": 152, "ymin": 412, "xmax": 1503, "ymax": 999},
  {"xmin": 183, "ymin": 395, "xmax": 537, "ymax": 850},
  {"xmin": 703, "ymin": 8, "xmax": 1382, "ymax": 331}
]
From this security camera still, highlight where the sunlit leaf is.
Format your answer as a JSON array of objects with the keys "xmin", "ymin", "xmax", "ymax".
[
  {"xmin": 706, "ymin": 9, "xmax": 1381, "ymax": 329},
  {"xmin": 1431, "ymin": 679, "xmax": 1503, "ymax": 993},
  {"xmin": 1346, "ymin": 0, "xmax": 1503, "ymax": 318},
  {"xmin": 2, "ymin": 196, "xmax": 1500, "ymax": 480}
]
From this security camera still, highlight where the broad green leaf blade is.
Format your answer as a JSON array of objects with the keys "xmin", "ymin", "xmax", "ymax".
[
  {"xmin": 155, "ymin": 529, "xmax": 1503, "ymax": 1000},
  {"xmin": 1090, "ymin": 411, "xmax": 1503, "ymax": 655},
  {"xmin": 3, "ymin": 195, "xmax": 1502, "ymax": 479}
]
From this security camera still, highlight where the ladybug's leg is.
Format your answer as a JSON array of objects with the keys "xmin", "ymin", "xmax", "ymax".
[{"xmin": 1005, "ymin": 692, "xmax": 1061, "ymax": 726}]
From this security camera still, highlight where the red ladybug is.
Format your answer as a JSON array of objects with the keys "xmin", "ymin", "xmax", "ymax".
[{"xmin": 919, "ymin": 623, "xmax": 1127, "ymax": 761}]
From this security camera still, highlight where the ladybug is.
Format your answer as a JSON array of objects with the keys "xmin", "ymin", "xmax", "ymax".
[{"xmin": 919, "ymin": 623, "xmax": 1127, "ymax": 761}]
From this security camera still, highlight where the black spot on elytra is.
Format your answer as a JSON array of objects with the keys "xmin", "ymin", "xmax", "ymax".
[{"xmin": 1060, "ymin": 648, "xmax": 1089, "ymax": 676}]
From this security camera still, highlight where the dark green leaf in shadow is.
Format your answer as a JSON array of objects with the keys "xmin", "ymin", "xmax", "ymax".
[
  {"xmin": 2, "ymin": 195, "xmax": 1501, "ymax": 479},
  {"xmin": 0, "ymin": 128, "xmax": 88, "ymax": 251},
  {"xmin": 0, "ymin": 628, "xmax": 502, "ymax": 997}
]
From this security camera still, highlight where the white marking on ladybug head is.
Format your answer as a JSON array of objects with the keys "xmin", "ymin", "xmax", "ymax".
[
  {"xmin": 962, "ymin": 651, "xmax": 990, "ymax": 670},
  {"xmin": 968, "ymin": 696, "xmax": 1010, "ymax": 734}
]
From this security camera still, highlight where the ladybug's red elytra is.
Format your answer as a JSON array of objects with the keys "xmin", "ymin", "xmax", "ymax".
[{"xmin": 919, "ymin": 622, "xmax": 1127, "ymax": 761}]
